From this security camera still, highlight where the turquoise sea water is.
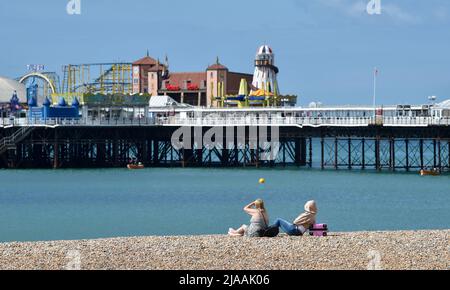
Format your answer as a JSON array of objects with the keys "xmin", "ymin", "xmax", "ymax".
[{"xmin": 0, "ymin": 168, "xmax": 449, "ymax": 242}]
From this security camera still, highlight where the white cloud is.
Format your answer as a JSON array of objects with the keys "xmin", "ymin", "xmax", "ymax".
[{"xmin": 382, "ymin": 3, "xmax": 420, "ymax": 24}]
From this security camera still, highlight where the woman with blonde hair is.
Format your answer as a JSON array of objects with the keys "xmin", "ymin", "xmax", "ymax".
[
  {"xmin": 228, "ymin": 199, "xmax": 269, "ymax": 237},
  {"xmin": 270, "ymin": 200, "xmax": 317, "ymax": 236}
]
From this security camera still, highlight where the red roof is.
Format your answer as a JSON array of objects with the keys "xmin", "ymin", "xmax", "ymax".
[
  {"xmin": 207, "ymin": 63, "xmax": 228, "ymax": 70},
  {"xmin": 164, "ymin": 72, "xmax": 206, "ymax": 89},
  {"xmin": 133, "ymin": 56, "xmax": 158, "ymax": 65}
]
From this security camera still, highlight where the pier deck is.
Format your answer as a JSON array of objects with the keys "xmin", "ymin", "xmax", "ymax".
[{"xmin": 1, "ymin": 106, "xmax": 450, "ymax": 171}]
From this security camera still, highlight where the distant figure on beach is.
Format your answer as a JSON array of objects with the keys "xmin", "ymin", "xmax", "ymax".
[
  {"xmin": 270, "ymin": 200, "xmax": 317, "ymax": 236},
  {"xmin": 228, "ymin": 199, "xmax": 269, "ymax": 237}
]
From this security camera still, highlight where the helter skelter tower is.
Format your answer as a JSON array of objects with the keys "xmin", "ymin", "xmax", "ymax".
[{"xmin": 251, "ymin": 45, "xmax": 280, "ymax": 95}]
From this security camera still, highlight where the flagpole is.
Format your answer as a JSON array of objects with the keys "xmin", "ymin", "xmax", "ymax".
[{"xmin": 373, "ymin": 67, "xmax": 377, "ymax": 114}]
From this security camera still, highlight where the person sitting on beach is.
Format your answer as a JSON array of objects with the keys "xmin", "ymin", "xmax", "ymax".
[
  {"xmin": 228, "ymin": 199, "xmax": 269, "ymax": 238},
  {"xmin": 270, "ymin": 200, "xmax": 317, "ymax": 236}
]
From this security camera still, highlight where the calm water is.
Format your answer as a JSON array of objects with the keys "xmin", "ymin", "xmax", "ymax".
[{"xmin": 0, "ymin": 168, "xmax": 449, "ymax": 242}]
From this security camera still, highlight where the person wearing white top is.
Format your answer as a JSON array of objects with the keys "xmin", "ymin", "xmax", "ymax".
[{"xmin": 270, "ymin": 200, "xmax": 317, "ymax": 236}]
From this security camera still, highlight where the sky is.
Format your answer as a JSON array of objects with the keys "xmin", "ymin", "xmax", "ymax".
[{"xmin": 0, "ymin": 0, "xmax": 449, "ymax": 106}]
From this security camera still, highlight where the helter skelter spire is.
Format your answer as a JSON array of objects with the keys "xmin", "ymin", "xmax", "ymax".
[{"xmin": 251, "ymin": 45, "xmax": 280, "ymax": 96}]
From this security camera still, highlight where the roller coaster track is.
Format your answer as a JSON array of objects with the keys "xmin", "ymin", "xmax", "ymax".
[
  {"xmin": 62, "ymin": 63, "xmax": 132, "ymax": 95},
  {"xmin": 94, "ymin": 66, "xmax": 115, "ymax": 83}
]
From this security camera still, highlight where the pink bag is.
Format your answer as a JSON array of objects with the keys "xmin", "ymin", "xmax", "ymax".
[
  {"xmin": 309, "ymin": 230, "xmax": 328, "ymax": 237},
  {"xmin": 310, "ymin": 224, "xmax": 328, "ymax": 230},
  {"xmin": 309, "ymin": 224, "xmax": 329, "ymax": 237}
]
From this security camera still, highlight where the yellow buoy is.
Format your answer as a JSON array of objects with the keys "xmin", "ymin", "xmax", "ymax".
[{"xmin": 259, "ymin": 178, "xmax": 266, "ymax": 184}]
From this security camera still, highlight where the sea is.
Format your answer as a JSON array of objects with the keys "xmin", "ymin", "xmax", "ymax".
[{"xmin": 0, "ymin": 168, "xmax": 449, "ymax": 242}]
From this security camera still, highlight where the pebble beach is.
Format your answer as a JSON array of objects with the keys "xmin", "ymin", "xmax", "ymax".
[{"xmin": 0, "ymin": 230, "xmax": 448, "ymax": 270}]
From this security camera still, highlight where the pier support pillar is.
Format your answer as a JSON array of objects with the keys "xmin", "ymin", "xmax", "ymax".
[
  {"xmin": 334, "ymin": 138, "xmax": 338, "ymax": 170},
  {"xmin": 255, "ymin": 148, "xmax": 260, "ymax": 168},
  {"xmin": 196, "ymin": 149, "xmax": 203, "ymax": 166},
  {"xmin": 7, "ymin": 148, "xmax": 16, "ymax": 169},
  {"xmin": 433, "ymin": 139, "xmax": 437, "ymax": 169},
  {"xmin": 448, "ymin": 141, "xmax": 450, "ymax": 171},
  {"xmin": 420, "ymin": 139, "xmax": 424, "ymax": 169},
  {"xmin": 182, "ymin": 149, "xmax": 193, "ymax": 168},
  {"xmin": 222, "ymin": 149, "xmax": 229, "ymax": 167},
  {"xmin": 375, "ymin": 136, "xmax": 381, "ymax": 171},
  {"xmin": 154, "ymin": 140, "xmax": 161, "ymax": 166},
  {"xmin": 249, "ymin": 142, "xmax": 258, "ymax": 168},
  {"xmin": 390, "ymin": 138, "xmax": 395, "ymax": 171},
  {"xmin": 234, "ymin": 136, "xmax": 239, "ymax": 166},
  {"xmin": 113, "ymin": 132, "xmax": 119, "ymax": 167},
  {"xmin": 53, "ymin": 129, "xmax": 59, "ymax": 169},
  {"xmin": 33, "ymin": 144, "xmax": 43, "ymax": 167},
  {"xmin": 321, "ymin": 137, "xmax": 324, "ymax": 170},
  {"xmin": 392, "ymin": 139, "xmax": 396, "ymax": 171},
  {"xmin": 348, "ymin": 138, "xmax": 352, "ymax": 170},
  {"xmin": 97, "ymin": 143, "xmax": 106, "ymax": 167},
  {"xmin": 362, "ymin": 138, "xmax": 366, "ymax": 170},
  {"xmin": 145, "ymin": 140, "xmax": 152, "ymax": 165},
  {"xmin": 53, "ymin": 143, "xmax": 59, "ymax": 169},
  {"xmin": 309, "ymin": 138, "xmax": 313, "ymax": 168},
  {"xmin": 294, "ymin": 138, "xmax": 307, "ymax": 167},
  {"xmin": 437, "ymin": 139, "xmax": 442, "ymax": 172},
  {"xmin": 16, "ymin": 145, "xmax": 22, "ymax": 168},
  {"xmin": 405, "ymin": 139, "xmax": 410, "ymax": 172}
]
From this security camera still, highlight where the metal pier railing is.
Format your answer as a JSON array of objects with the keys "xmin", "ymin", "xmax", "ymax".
[{"xmin": 0, "ymin": 116, "xmax": 450, "ymax": 128}]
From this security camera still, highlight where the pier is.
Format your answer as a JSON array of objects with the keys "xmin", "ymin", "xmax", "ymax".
[
  {"xmin": 2, "ymin": 45, "xmax": 448, "ymax": 172},
  {"xmin": 1, "ymin": 105, "xmax": 449, "ymax": 172}
]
